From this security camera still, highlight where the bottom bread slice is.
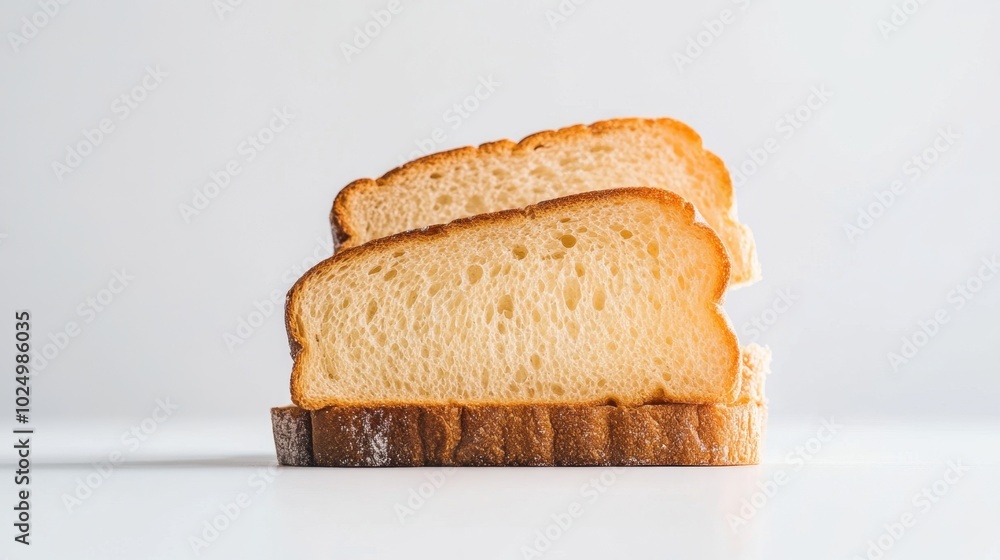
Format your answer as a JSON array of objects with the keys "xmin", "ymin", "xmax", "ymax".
[
  {"xmin": 271, "ymin": 401, "xmax": 764, "ymax": 467},
  {"xmin": 271, "ymin": 344, "xmax": 770, "ymax": 467}
]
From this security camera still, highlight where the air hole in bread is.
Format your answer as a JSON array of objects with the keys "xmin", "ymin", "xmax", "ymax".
[
  {"xmin": 467, "ymin": 264, "xmax": 483, "ymax": 284},
  {"xmin": 647, "ymin": 241, "xmax": 659, "ymax": 258},
  {"xmin": 620, "ymin": 229, "xmax": 633, "ymax": 239},
  {"xmin": 368, "ymin": 265, "xmax": 382, "ymax": 275},
  {"xmin": 551, "ymin": 383, "xmax": 565, "ymax": 395},
  {"xmin": 430, "ymin": 172, "xmax": 443, "ymax": 179},
  {"xmin": 530, "ymin": 353, "xmax": 541, "ymax": 370},
  {"xmin": 530, "ymin": 166, "xmax": 556, "ymax": 179},
  {"xmin": 560, "ymin": 234, "xmax": 576, "ymax": 248},
  {"xmin": 512, "ymin": 245, "xmax": 527, "ymax": 260},
  {"xmin": 515, "ymin": 366, "xmax": 528, "ymax": 382},
  {"xmin": 366, "ymin": 300, "xmax": 378, "ymax": 322},
  {"xmin": 433, "ymin": 194, "xmax": 451, "ymax": 209},
  {"xmin": 497, "ymin": 294, "xmax": 514, "ymax": 319},
  {"xmin": 575, "ymin": 263, "xmax": 586, "ymax": 277},
  {"xmin": 592, "ymin": 288, "xmax": 606, "ymax": 311},
  {"xmin": 563, "ymin": 279, "xmax": 581, "ymax": 311},
  {"xmin": 383, "ymin": 269, "xmax": 397, "ymax": 281}
]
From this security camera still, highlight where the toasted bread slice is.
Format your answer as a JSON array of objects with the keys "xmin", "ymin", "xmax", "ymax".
[
  {"xmin": 271, "ymin": 345, "xmax": 769, "ymax": 467},
  {"xmin": 287, "ymin": 188, "xmax": 740, "ymax": 410},
  {"xmin": 332, "ymin": 118, "xmax": 761, "ymax": 286}
]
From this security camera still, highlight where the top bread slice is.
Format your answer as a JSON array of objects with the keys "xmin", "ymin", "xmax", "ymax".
[
  {"xmin": 288, "ymin": 187, "xmax": 740, "ymax": 410},
  {"xmin": 332, "ymin": 118, "xmax": 761, "ymax": 286}
]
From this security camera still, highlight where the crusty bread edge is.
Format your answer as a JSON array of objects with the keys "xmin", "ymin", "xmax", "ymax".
[
  {"xmin": 271, "ymin": 401, "xmax": 763, "ymax": 467},
  {"xmin": 290, "ymin": 187, "xmax": 739, "ymax": 410},
  {"xmin": 330, "ymin": 117, "xmax": 760, "ymax": 286}
]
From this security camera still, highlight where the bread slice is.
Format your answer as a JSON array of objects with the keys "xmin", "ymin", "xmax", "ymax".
[
  {"xmin": 288, "ymin": 188, "xmax": 740, "ymax": 410},
  {"xmin": 332, "ymin": 118, "xmax": 761, "ymax": 286},
  {"xmin": 271, "ymin": 344, "xmax": 769, "ymax": 467}
]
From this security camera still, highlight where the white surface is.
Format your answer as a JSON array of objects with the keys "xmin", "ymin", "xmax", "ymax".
[{"xmin": 8, "ymin": 421, "xmax": 999, "ymax": 559}]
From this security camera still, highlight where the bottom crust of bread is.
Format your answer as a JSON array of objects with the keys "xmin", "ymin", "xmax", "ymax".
[{"xmin": 271, "ymin": 401, "xmax": 764, "ymax": 467}]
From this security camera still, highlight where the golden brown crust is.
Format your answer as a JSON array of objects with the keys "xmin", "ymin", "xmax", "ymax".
[
  {"xmin": 289, "ymin": 187, "xmax": 738, "ymax": 410},
  {"xmin": 329, "ymin": 117, "xmax": 759, "ymax": 286},
  {"xmin": 272, "ymin": 401, "xmax": 763, "ymax": 467}
]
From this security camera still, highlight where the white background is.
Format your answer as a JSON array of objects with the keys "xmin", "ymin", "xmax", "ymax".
[{"xmin": 1, "ymin": 1, "xmax": 998, "ymax": 559}]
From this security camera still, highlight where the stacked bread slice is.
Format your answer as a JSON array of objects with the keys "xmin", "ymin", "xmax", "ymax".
[{"xmin": 273, "ymin": 119, "xmax": 770, "ymax": 466}]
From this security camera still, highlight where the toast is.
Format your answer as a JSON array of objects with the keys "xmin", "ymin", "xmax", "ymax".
[
  {"xmin": 287, "ymin": 188, "xmax": 740, "ymax": 410},
  {"xmin": 332, "ymin": 118, "xmax": 761, "ymax": 286},
  {"xmin": 272, "ymin": 345, "xmax": 770, "ymax": 467}
]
